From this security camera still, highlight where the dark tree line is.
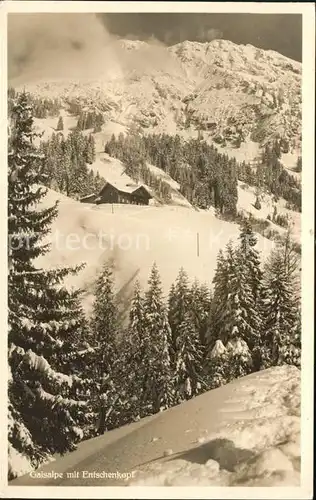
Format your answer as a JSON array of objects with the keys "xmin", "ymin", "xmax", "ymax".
[
  {"xmin": 77, "ymin": 110, "xmax": 105, "ymax": 133},
  {"xmin": 90, "ymin": 222, "xmax": 300, "ymax": 432},
  {"xmin": 104, "ymin": 131, "xmax": 301, "ymax": 214},
  {"xmin": 105, "ymin": 133, "xmax": 173, "ymax": 203},
  {"xmin": 208, "ymin": 222, "xmax": 300, "ymax": 379},
  {"xmin": 8, "ymin": 86, "xmax": 301, "ymax": 213},
  {"xmin": 8, "ymin": 87, "xmax": 61, "ymax": 119},
  {"xmin": 105, "ymin": 133, "xmax": 238, "ymax": 214},
  {"xmin": 8, "ymin": 89, "xmax": 105, "ymax": 200},
  {"xmin": 39, "ymin": 131, "xmax": 104, "ymax": 199}
]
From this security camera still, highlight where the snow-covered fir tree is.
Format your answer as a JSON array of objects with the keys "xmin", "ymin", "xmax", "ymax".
[
  {"xmin": 189, "ymin": 279, "xmax": 212, "ymax": 361},
  {"xmin": 207, "ymin": 340, "xmax": 229, "ymax": 389},
  {"xmin": 68, "ymin": 134, "xmax": 90, "ymax": 199},
  {"xmin": 226, "ymin": 338, "xmax": 253, "ymax": 380},
  {"xmin": 174, "ymin": 311, "xmax": 204, "ymax": 402},
  {"xmin": 280, "ymin": 305, "xmax": 301, "ymax": 368},
  {"xmin": 168, "ymin": 267, "xmax": 192, "ymax": 364},
  {"xmin": 208, "ymin": 239, "xmax": 260, "ymax": 378},
  {"xmin": 56, "ymin": 116, "xmax": 64, "ymax": 131},
  {"xmin": 260, "ymin": 244, "xmax": 301, "ymax": 369},
  {"xmin": 208, "ymin": 249, "xmax": 229, "ymax": 348},
  {"xmin": 76, "ymin": 112, "xmax": 85, "ymax": 131},
  {"xmin": 91, "ymin": 264, "xmax": 118, "ymax": 350},
  {"xmin": 237, "ymin": 220, "xmax": 263, "ymax": 369},
  {"xmin": 90, "ymin": 263, "xmax": 121, "ymax": 433},
  {"xmin": 85, "ymin": 134, "xmax": 96, "ymax": 165},
  {"xmin": 143, "ymin": 263, "xmax": 174, "ymax": 414},
  {"xmin": 8, "ymin": 91, "xmax": 94, "ymax": 479},
  {"xmin": 221, "ymin": 242, "xmax": 258, "ymax": 363},
  {"xmin": 119, "ymin": 280, "xmax": 147, "ymax": 420},
  {"xmin": 282, "ymin": 228, "xmax": 301, "ymax": 283},
  {"xmin": 238, "ymin": 220, "xmax": 263, "ymax": 304},
  {"xmin": 254, "ymin": 195, "xmax": 262, "ymax": 210}
]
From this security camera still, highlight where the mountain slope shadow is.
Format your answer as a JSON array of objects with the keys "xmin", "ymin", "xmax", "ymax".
[{"xmin": 165, "ymin": 438, "xmax": 256, "ymax": 472}]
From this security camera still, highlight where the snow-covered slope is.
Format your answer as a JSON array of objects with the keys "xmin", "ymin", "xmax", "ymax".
[
  {"xmin": 36, "ymin": 188, "xmax": 274, "ymax": 314},
  {"xmin": 30, "ymin": 96, "xmax": 301, "ymax": 245},
  {"xmin": 13, "ymin": 38, "xmax": 301, "ymax": 163},
  {"xmin": 9, "ymin": 365, "xmax": 301, "ymax": 487},
  {"xmin": 89, "ymin": 153, "xmax": 192, "ymax": 208},
  {"xmin": 237, "ymin": 181, "xmax": 301, "ymax": 243}
]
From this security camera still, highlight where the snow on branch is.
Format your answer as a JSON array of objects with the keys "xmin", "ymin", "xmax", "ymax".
[
  {"xmin": 10, "ymin": 344, "xmax": 81, "ymax": 388},
  {"xmin": 210, "ymin": 339, "xmax": 227, "ymax": 358},
  {"xmin": 36, "ymin": 384, "xmax": 86, "ymax": 411}
]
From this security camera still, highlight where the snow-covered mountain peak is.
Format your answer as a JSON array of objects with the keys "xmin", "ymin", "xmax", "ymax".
[
  {"xmin": 169, "ymin": 38, "xmax": 301, "ymax": 80},
  {"xmin": 12, "ymin": 38, "xmax": 301, "ymax": 156}
]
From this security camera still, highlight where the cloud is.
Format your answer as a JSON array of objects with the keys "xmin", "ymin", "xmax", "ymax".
[
  {"xmin": 8, "ymin": 13, "xmax": 185, "ymax": 85},
  {"xmin": 163, "ymin": 26, "xmax": 223, "ymax": 45},
  {"xmin": 197, "ymin": 27, "xmax": 223, "ymax": 42},
  {"xmin": 8, "ymin": 13, "xmax": 122, "ymax": 83}
]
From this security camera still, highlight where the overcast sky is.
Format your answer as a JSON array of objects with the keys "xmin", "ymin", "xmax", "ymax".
[{"xmin": 100, "ymin": 13, "xmax": 302, "ymax": 61}]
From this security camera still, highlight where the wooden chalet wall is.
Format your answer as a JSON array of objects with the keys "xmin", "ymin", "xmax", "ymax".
[{"xmin": 95, "ymin": 183, "xmax": 152, "ymax": 206}]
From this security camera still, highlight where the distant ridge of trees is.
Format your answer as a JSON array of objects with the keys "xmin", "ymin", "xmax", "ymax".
[{"xmin": 105, "ymin": 132, "xmax": 301, "ymax": 213}]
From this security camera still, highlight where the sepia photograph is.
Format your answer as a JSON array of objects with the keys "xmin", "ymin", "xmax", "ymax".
[{"xmin": 2, "ymin": 1, "xmax": 314, "ymax": 498}]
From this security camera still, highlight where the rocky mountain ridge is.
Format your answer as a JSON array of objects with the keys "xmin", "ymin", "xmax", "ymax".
[{"xmin": 12, "ymin": 38, "xmax": 301, "ymax": 154}]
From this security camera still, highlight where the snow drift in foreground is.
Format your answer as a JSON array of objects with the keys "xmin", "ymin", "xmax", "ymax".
[
  {"xmin": 8, "ymin": 365, "xmax": 301, "ymax": 489},
  {"xmin": 129, "ymin": 365, "xmax": 300, "ymax": 487}
]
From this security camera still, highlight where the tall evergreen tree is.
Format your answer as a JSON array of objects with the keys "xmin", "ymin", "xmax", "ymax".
[
  {"xmin": 282, "ymin": 228, "xmax": 301, "ymax": 283},
  {"xmin": 128, "ymin": 280, "xmax": 146, "ymax": 367},
  {"xmin": 8, "ymin": 92, "xmax": 93, "ymax": 478},
  {"xmin": 237, "ymin": 221, "xmax": 263, "ymax": 369},
  {"xmin": 174, "ymin": 311, "xmax": 204, "ymax": 402},
  {"xmin": 260, "ymin": 245, "xmax": 300, "ymax": 369},
  {"xmin": 93, "ymin": 113, "xmax": 104, "ymax": 133},
  {"xmin": 209, "ymin": 240, "xmax": 259, "ymax": 376},
  {"xmin": 61, "ymin": 135, "xmax": 73, "ymax": 196},
  {"xmin": 281, "ymin": 305, "xmax": 301, "ymax": 368},
  {"xmin": 143, "ymin": 263, "xmax": 174, "ymax": 413},
  {"xmin": 76, "ymin": 112, "xmax": 85, "ymax": 131},
  {"xmin": 207, "ymin": 249, "xmax": 230, "ymax": 350},
  {"xmin": 56, "ymin": 116, "xmax": 64, "ymax": 131},
  {"xmin": 168, "ymin": 268, "xmax": 191, "ymax": 364},
  {"xmin": 90, "ymin": 264, "xmax": 120, "ymax": 433},
  {"xmin": 120, "ymin": 281, "xmax": 147, "ymax": 420},
  {"xmin": 91, "ymin": 264, "xmax": 118, "ymax": 349},
  {"xmin": 207, "ymin": 340, "xmax": 229, "ymax": 389},
  {"xmin": 189, "ymin": 279, "xmax": 212, "ymax": 357},
  {"xmin": 84, "ymin": 134, "xmax": 96, "ymax": 165},
  {"xmin": 238, "ymin": 220, "xmax": 263, "ymax": 304},
  {"xmin": 222, "ymin": 242, "xmax": 259, "ymax": 354}
]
